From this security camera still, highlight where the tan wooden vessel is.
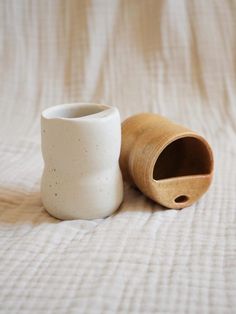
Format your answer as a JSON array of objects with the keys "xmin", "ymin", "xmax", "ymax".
[{"xmin": 120, "ymin": 113, "xmax": 214, "ymax": 209}]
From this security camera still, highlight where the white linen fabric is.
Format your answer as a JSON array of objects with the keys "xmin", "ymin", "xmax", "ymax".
[{"xmin": 0, "ymin": 1, "xmax": 236, "ymax": 313}]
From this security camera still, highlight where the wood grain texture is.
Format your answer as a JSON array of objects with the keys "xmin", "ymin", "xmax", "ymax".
[{"xmin": 120, "ymin": 113, "xmax": 214, "ymax": 209}]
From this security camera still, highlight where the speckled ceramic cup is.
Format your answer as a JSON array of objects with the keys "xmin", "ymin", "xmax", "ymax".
[{"xmin": 41, "ymin": 103, "xmax": 123, "ymax": 220}]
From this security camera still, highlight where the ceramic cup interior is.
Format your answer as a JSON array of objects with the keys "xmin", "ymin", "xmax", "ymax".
[
  {"xmin": 42, "ymin": 103, "xmax": 109, "ymax": 119},
  {"xmin": 153, "ymin": 136, "xmax": 213, "ymax": 181}
]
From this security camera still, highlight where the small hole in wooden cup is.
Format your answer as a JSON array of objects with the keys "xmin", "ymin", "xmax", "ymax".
[{"xmin": 174, "ymin": 195, "xmax": 189, "ymax": 203}]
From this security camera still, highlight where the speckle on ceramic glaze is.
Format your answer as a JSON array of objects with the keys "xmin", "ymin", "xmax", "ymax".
[{"xmin": 54, "ymin": 193, "xmax": 58, "ymax": 197}]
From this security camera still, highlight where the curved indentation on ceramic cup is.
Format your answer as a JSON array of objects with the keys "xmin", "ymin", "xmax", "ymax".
[
  {"xmin": 120, "ymin": 113, "xmax": 214, "ymax": 209},
  {"xmin": 41, "ymin": 103, "xmax": 124, "ymax": 220}
]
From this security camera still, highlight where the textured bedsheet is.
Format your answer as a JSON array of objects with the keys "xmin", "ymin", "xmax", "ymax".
[{"xmin": 0, "ymin": 1, "xmax": 236, "ymax": 313}]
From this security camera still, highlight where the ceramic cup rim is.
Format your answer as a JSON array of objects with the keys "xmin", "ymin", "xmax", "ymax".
[{"xmin": 41, "ymin": 102, "xmax": 117, "ymax": 121}]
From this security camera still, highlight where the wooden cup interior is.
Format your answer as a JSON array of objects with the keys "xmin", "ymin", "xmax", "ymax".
[{"xmin": 153, "ymin": 136, "xmax": 212, "ymax": 181}]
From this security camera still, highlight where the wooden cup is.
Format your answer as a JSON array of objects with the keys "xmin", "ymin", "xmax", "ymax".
[{"xmin": 120, "ymin": 113, "xmax": 214, "ymax": 209}]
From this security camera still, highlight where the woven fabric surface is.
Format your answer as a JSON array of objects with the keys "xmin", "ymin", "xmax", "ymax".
[{"xmin": 0, "ymin": 1, "xmax": 236, "ymax": 313}]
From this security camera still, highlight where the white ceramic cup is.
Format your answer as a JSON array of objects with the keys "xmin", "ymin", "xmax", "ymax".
[{"xmin": 41, "ymin": 103, "xmax": 124, "ymax": 220}]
